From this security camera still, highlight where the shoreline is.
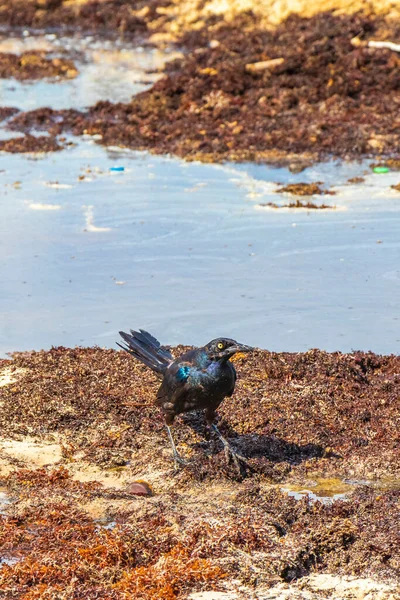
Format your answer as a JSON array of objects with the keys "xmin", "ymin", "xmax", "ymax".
[{"xmin": 1, "ymin": 8, "xmax": 400, "ymax": 166}]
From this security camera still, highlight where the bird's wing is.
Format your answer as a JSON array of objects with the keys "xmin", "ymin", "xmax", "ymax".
[
  {"xmin": 156, "ymin": 361, "xmax": 198, "ymax": 405},
  {"xmin": 226, "ymin": 364, "xmax": 237, "ymax": 397}
]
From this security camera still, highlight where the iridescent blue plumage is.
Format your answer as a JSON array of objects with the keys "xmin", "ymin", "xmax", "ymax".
[{"xmin": 176, "ymin": 365, "xmax": 191, "ymax": 382}]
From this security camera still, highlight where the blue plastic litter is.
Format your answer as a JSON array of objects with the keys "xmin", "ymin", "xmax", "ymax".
[{"xmin": 110, "ymin": 166, "xmax": 125, "ymax": 172}]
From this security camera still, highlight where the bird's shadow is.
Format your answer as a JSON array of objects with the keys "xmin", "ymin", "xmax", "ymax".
[{"xmin": 181, "ymin": 413, "xmax": 325, "ymax": 464}]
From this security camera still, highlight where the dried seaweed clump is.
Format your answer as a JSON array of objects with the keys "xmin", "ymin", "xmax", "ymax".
[
  {"xmin": 276, "ymin": 183, "xmax": 335, "ymax": 196},
  {"xmin": 1, "ymin": 467, "xmax": 399, "ymax": 597},
  {"xmin": 0, "ymin": 107, "xmax": 19, "ymax": 122},
  {"xmin": 0, "ymin": 52, "xmax": 77, "ymax": 81},
  {"xmin": 0, "ymin": 0, "xmax": 154, "ymax": 34},
  {"xmin": 115, "ymin": 546, "xmax": 224, "ymax": 599},
  {"xmin": 259, "ymin": 200, "xmax": 334, "ymax": 209},
  {"xmin": 347, "ymin": 176, "xmax": 365, "ymax": 184},
  {"xmin": 1, "ymin": 347, "xmax": 399, "ymax": 482},
  {"xmin": 0, "ymin": 135, "xmax": 62, "ymax": 153}
]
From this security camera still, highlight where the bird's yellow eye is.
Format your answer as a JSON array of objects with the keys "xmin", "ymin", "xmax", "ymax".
[{"xmin": 217, "ymin": 342, "xmax": 224, "ymax": 349}]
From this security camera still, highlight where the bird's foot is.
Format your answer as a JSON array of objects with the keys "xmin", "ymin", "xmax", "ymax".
[
  {"xmin": 172, "ymin": 451, "xmax": 189, "ymax": 469},
  {"xmin": 223, "ymin": 445, "xmax": 247, "ymax": 477},
  {"xmin": 166, "ymin": 425, "xmax": 188, "ymax": 469},
  {"xmin": 211, "ymin": 424, "xmax": 247, "ymax": 477}
]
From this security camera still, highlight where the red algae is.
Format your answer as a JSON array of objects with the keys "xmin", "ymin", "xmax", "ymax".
[
  {"xmin": 5, "ymin": 12, "xmax": 400, "ymax": 164},
  {"xmin": 114, "ymin": 545, "xmax": 225, "ymax": 599},
  {"xmin": 0, "ymin": 466, "xmax": 399, "ymax": 597},
  {"xmin": 1, "ymin": 347, "xmax": 399, "ymax": 480},
  {"xmin": 0, "ymin": 347, "xmax": 399, "ymax": 597}
]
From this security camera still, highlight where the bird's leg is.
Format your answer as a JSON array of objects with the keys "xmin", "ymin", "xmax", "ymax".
[
  {"xmin": 165, "ymin": 425, "xmax": 187, "ymax": 468},
  {"xmin": 210, "ymin": 423, "xmax": 247, "ymax": 476}
]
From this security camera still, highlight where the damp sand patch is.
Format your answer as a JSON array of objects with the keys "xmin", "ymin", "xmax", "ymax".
[{"xmin": 0, "ymin": 366, "xmax": 26, "ymax": 389}]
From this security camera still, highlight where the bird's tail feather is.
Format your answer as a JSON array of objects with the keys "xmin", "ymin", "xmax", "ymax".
[{"xmin": 117, "ymin": 329, "xmax": 173, "ymax": 375}]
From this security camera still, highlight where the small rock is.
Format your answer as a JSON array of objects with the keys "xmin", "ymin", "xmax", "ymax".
[
  {"xmin": 126, "ymin": 481, "xmax": 153, "ymax": 496},
  {"xmin": 288, "ymin": 163, "xmax": 309, "ymax": 173}
]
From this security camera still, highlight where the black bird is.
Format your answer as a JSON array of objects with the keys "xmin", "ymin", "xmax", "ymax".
[{"xmin": 117, "ymin": 329, "xmax": 252, "ymax": 470}]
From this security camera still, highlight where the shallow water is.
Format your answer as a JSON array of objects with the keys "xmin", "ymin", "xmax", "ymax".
[
  {"xmin": 0, "ymin": 557, "xmax": 19, "ymax": 567},
  {"xmin": 0, "ymin": 34, "xmax": 399, "ymax": 357},
  {"xmin": 282, "ymin": 475, "xmax": 400, "ymax": 503},
  {"xmin": 282, "ymin": 477, "xmax": 356, "ymax": 504},
  {"xmin": 0, "ymin": 33, "xmax": 178, "ymax": 110}
]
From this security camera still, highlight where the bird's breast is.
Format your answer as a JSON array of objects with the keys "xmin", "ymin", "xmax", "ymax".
[{"xmin": 192, "ymin": 361, "xmax": 234, "ymax": 394}]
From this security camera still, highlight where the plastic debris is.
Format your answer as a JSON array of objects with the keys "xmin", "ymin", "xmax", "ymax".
[
  {"xmin": 373, "ymin": 166, "xmax": 390, "ymax": 174},
  {"xmin": 110, "ymin": 166, "xmax": 125, "ymax": 172}
]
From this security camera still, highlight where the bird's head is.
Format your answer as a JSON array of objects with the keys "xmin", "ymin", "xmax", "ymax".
[{"xmin": 205, "ymin": 337, "xmax": 253, "ymax": 361}]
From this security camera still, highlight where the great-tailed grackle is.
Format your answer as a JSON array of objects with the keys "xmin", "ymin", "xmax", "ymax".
[{"xmin": 117, "ymin": 329, "xmax": 252, "ymax": 471}]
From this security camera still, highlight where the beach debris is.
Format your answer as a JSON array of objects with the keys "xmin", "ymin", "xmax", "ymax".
[
  {"xmin": 373, "ymin": 166, "xmax": 390, "ymax": 174},
  {"xmin": 351, "ymin": 37, "xmax": 400, "ymax": 53},
  {"xmin": 126, "ymin": 481, "xmax": 153, "ymax": 496},
  {"xmin": 110, "ymin": 166, "xmax": 125, "ymax": 172},
  {"xmin": 245, "ymin": 57, "xmax": 284, "ymax": 73}
]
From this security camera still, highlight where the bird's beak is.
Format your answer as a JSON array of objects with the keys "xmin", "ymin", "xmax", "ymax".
[{"xmin": 232, "ymin": 343, "xmax": 253, "ymax": 354}]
